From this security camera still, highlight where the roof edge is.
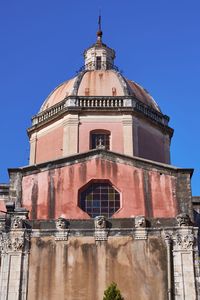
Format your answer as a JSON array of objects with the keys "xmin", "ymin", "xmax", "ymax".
[{"xmin": 8, "ymin": 149, "xmax": 194, "ymax": 177}]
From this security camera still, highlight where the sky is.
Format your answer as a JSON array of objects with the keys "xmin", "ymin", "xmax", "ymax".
[{"xmin": 0, "ymin": 0, "xmax": 200, "ymax": 195}]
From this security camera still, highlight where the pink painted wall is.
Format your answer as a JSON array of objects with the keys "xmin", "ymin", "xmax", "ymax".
[
  {"xmin": 36, "ymin": 126, "xmax": 63, "ymax": 164},
  {"xmin": 137, "ymin": 124, "xmax": 169, "ymax": 163},
  {"xmin": 149, "ymin": 171, "xmax": 177, "ymax": 217},
  {"xmin": 79, "ymin": 122, "xmax": 124, "ymax": 153},
  {"xmin": 0, "ymin": 200, "xmax": 6, "ymax": 215},
  {"xmin": 22, "ymin": 158, "xmax": 177, "ymax": 220}
]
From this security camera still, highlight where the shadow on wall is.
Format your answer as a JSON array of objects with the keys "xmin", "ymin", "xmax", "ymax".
[{"xmin": 194, "ymin": 210, "xmax": 200, "ymax": 256}]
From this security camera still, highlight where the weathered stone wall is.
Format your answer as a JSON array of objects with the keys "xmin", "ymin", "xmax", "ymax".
[
  {"xmin": 27, "ymin": 235, "xmax": 167, "ymax": 300},
  {"xmin": 0, "ymin": 216, "xmax": 199, "ymax": 300}
]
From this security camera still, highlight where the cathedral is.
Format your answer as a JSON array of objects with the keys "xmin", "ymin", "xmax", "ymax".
[{"xmin": 0, "ymin": 22, "xmax": 200, "ymax": 300}]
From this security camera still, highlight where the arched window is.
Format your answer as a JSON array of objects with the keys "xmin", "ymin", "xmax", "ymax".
[
  {"xmin": 90, "ymin": 130, "xmax": 110, "ymax": 150},
  {"xmin": 79, "ymin": 181, "xmax": 120, "ymax": 218},
  {"xmin": 96, "ymin": 56, "xmax": 101, "ymax": 70}
]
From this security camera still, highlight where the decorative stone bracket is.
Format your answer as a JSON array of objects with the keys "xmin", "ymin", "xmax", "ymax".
[
  {"xmin": 134, "ymin": 216, "xmax": 148, "ymax": 240},
  {"xmin": 54, "ymin": 217, "xmax": 69, "ymax": 241},
  {"xmin": 94, "ymin": 216, "xmax": 108, "ymax": 241}
]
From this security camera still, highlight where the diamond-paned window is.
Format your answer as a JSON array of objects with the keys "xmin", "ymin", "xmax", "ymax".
[{"xmin": 79, "ymin": 182, "xmax": 120, "ymax": 218}]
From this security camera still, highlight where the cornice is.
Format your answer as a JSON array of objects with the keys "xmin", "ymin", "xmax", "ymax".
[{"xmin": 27, "ymin": 96, "xmax": 172, "ymax": 137}]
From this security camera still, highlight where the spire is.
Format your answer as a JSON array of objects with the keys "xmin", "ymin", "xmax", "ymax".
[{"xmin": 96, "ymin": 13, "xmax": 103, "ymax": 44}]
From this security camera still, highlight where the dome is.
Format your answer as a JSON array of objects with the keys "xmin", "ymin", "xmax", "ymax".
[
  {"xmin": 39, "ymin": 28, "xmax": 161, "ymax": 113},
  {"xmin": 40, "ymin": 70, "xmax": 161, "ymax": 112}
]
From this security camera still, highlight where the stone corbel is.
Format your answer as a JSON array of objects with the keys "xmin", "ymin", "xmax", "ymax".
[
  {"xmin": 134, "ymin": 215, "xmax": 148, "ymax": 240},
  {"xmin": 94, "ymin": 216, "xmax": 108, "ymax": 241},
  {"xmin": 10, "ymin": 208, "xmax": 29, "ymax": 230},
  {"xmin": 55, "ymin": 217, "xmax": 69, "ymax": 241},
  {"xmin": 176, "ymin": 213, "xmax": 191, "ymax": 227}
]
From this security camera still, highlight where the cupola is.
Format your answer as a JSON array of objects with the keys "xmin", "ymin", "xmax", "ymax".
[{"xmin": 83, "ymin": 16, "xmax": 115, "ymax": 70}]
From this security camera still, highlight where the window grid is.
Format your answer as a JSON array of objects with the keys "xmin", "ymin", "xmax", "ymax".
[
  {"xmin": 91, "ymin": 133, "xmax": 110, "ymax": 150},
  {"xmin": 80, "ymin": 183, "xmax": 120, "ymax": 218}
]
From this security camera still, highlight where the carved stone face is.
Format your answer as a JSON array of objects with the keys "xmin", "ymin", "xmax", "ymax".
[
  {"xmin": 11, "ymin": 217, "xmax": 23, "ymax": 230},
  {"xmin": 176, "ymin": 213, "xmax": 190, "ymax": 227},
  {"xmin": 95, "ymin": 216, "xmax": 106, "ymax": 229},
  {"xmin": 135, "ymin": 216, "xmax": 146, "ymax": 228},
  {"xmin": 56, "ymin": 218, "xmax": 66, "ymax": 230}
]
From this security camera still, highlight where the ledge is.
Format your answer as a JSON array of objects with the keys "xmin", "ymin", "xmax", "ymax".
[{"xmin": 8, "ymin": 149, "xmax": 194, "ymax": 177}]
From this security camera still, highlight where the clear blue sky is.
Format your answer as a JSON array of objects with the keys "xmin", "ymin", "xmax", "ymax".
[{"xmin": 0, "ymin": 1, "xmax": 200, "ymax": 195}]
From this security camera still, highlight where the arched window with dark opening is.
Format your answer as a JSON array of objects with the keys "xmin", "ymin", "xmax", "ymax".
[
  {"xmin": 96, "ymin": 56, "xmax": 101, "ymax": 70},
  {"xmin": 90, "ymin": 130, "xmax": 110, "ymax": 150},
  {"xmin": 79, "ymin": 181, "xmax": 120, "ymax": 218}
]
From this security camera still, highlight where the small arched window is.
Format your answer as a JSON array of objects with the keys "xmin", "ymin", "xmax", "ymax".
[
  {"xmin": 79, "ymin": 181, "xmax": 120, "ymax": 218},
  {"xmin": 90, "ymin": 130, "xmax": 110, "ymax": 150},
  {"xmin": 96, "ymin": 56, "xmax": 101, "ymax": 70}
]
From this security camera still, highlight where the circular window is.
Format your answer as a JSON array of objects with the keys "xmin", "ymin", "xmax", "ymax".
[{"xmin": 79, "ymin": 182, "xmax": 120, "ymax": 218}]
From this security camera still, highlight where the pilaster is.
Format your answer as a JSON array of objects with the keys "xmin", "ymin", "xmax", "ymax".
[
  {"xmin": 0, "ymin": 210, "xmax": 30, "ymax": 300},
  {"xmin": 163, "ymin": 214, "xmax": 198, "ymax": 300},
  {"xmin": 122, "ymin": 115, "xmax": 133, "ymax": 156},
  {"xmin": 62, "ymin": 114, "xmax": 79, "ymax": 156},
  {"xmin": 172, "ymin": 227, "xmax": 196, "ymax": 300},
  {"xmin": 29, "ymin": 132, "xmax": 37, "ymax": 165}
]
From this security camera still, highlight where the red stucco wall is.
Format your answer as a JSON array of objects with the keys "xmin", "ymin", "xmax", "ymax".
[
  {"xmin": 79, "ymin": 121, "xmax": 124, "ymax": 153},
  {"xmin": 22, "ymin": 157, "xmax": 177, "ymax": 219},
  {"xmin": 137, "ymin": 125, "xmax": 169, "ymax": 163},
  {"xmin": 149, "ymin": 171, "xmax": 177, "ymax": 217},
  {"xmin": 36, "ymin": 126, "xmax": 63, "ymax": 164}
]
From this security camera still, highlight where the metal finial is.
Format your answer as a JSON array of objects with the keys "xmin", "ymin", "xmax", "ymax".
[
  {"xmin": 98, "ymin": 13, "xmax": 101, "ymax": 31},
  {"xmin": 97, "ymin": 12, "xmax": 103, "ymax": 42}
]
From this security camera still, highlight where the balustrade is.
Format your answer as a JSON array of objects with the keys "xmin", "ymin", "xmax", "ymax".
[
  {"xmin": 31, "ymin": 96, "xmax": 167, "ymax": 127},
  {"xmin": 78, "ymin": 97, "xmax": 123, "ymax": 108}
]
